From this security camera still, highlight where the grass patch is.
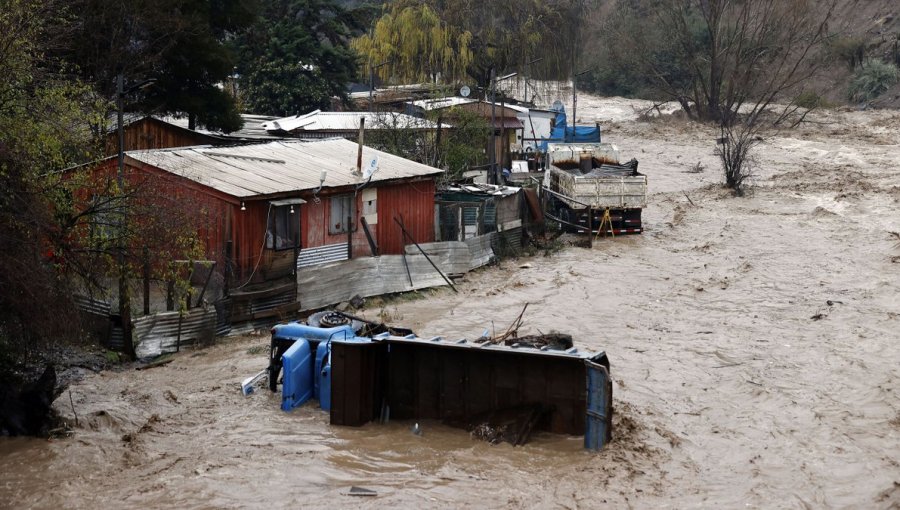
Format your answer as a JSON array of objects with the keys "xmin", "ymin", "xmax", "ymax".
[{"xmin": 246, "ymin": 344, "xmax": 267, "ymax": 355}]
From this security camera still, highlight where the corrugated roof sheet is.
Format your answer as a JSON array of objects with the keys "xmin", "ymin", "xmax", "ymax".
[
  {"xmin": 111, "ymin": 113, "xmax": 282, "ymax": 140},
  {"xmin": 262, "ymin": 110, "xmax": 440, "ymax": 133},
  {"xmin": 408, "ymin": 97, "xmax": 478, "ymax": 110},
  {"xmin": 441, "ymin": 183, "xmax": 521, "ymax": 197},
  {"xmin": 160, "ymin": 114, "xmax": 280, "ymax": 140},
  {"xmin": 126, "ymin": 138, "xmax": 443, "ymax": 199}
]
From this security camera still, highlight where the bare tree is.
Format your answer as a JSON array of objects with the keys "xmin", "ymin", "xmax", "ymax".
[
  {"xmin": 603, "ymin": 0, "xmax": 836, "ymax": 194},
  {"xmin": 612, "ymin": 0, "xmax": 836, "ymax": 122}
]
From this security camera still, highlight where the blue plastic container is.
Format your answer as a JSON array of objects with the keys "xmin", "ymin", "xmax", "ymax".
[{"xmin": 281, "ymin": 339, "xmax": 313, "ymax": 411}]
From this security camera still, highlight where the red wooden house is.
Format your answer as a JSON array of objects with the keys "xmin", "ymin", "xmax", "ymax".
[{"xmin": 92, "ymin": 138, "xmax": 443, "ymax": 319}]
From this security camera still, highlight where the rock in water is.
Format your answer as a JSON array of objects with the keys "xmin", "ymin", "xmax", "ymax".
[{"xmin": 0, "ymin": 364, "xmax": 59, "ymax": 436}]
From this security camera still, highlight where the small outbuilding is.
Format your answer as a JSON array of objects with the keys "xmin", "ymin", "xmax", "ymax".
[{"xmin": 104, "ymin": 113, "xmax": 281, "ymax": 155}]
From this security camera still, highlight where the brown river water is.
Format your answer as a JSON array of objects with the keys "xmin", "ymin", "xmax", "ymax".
[{"xmin": 2, "ymin": 98, "xmax": 899, "ymax": 508}]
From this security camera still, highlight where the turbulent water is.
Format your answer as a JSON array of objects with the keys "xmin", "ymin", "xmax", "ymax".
[{"xmin": 2, "ymin": 99, "xmax": 899, "ymax": 508}]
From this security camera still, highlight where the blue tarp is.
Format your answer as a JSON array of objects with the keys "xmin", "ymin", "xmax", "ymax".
[{"xmin": 538, "ymin": 106, "xmax": 601, "ymax": 151}]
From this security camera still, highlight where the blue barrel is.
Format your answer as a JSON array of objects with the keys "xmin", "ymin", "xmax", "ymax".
[{"xmin": 281, "ymin": 339, "xmax": 313, "ymax": 411}]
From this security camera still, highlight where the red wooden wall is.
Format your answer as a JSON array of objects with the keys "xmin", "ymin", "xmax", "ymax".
[
  {"xmin": 84, "ymin": 159, "xmax": 438, "ymax": 281},
  {"xmin": 376, "ymin": 179, "xmax": 436, "ymax": 254},
  {"xmin": 105, "ymin": 117, "xmax": 221, "ymax": 155}
]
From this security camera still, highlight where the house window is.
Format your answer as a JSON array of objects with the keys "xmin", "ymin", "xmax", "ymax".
[
  {"xmin": 89, "ymin": 194, "xmax": 117, "ymax": 248},
  {"xmin": 266, "ymin": 205, "xmax": 300, "ymax": 250},
  {"xmin": 329, "ymin": 195, "xmax": 356, "ymax": 235}
]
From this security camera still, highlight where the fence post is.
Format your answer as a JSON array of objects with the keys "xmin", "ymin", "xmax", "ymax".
[{"xmin": 143, "ymin": 246, "xmax": 150, "ymax": 315}]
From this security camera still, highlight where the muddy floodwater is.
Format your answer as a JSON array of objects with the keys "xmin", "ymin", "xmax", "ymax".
[{"xmin": 2, "ymin": 98, "xmax": 900, "ymax": 508}]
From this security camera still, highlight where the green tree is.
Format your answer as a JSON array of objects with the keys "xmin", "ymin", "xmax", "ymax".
[
  {"xmin": 0, "ymin": 0, "xmax": 105, "ymax": 360},
  {"xmin": 366, "ymin": 106, "xmax": 489, "ymax": 180},
  {"xmin": 234, "ymin": 0, "xmax": 363, "ymax": 116},
  {"xmin": 1, "ymin": 0, "xmax": 221, "ymax": 366},
  {"xmin": 60, "ymin": 0, "xmax": 255, "ymax": 132}
]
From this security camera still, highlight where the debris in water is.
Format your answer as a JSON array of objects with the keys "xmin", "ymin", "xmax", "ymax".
[
  {"xmin": 506, "ymin": 333, "xmax": 573, "ymax": 350},
  {"xmin": 347, "ymin": 486, "xmax": 377, "ymax": 497},
  {"xmin": 240, "ymin": 369, "xmax": 267, "ymax": 396},
  {"xmin": 463, "ymin": 404, "xmax": 549, "ymax": 446},
  {"xmin": 411, "ymin": 422, "xmax": 423, "ymax": 436}
]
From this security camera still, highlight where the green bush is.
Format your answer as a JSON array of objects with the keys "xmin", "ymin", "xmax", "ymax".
[
  {"xmin": 847, "ymin": 60, "xmax": 900, "ymax": 103},
  {"xmin": 827, "ymin": 36, "xmax": 867, "ymax": 69},
  {"xmin": 794, "ymin": 90, "xmax": 826, "ymax": 109}
]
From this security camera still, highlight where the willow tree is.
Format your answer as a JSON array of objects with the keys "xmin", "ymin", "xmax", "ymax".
[
  {"xmin": 352, "ymin": 3, "xmax": 474, "ymax": 84},
  {"xmin": 353, "ymin": 0, "xmax": 590, "ymax": 87}
]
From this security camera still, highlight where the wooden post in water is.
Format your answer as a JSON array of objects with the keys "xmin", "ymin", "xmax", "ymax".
[{"xmin": 588, "ymin": 206, "xmax": 593, "ymax": 248}]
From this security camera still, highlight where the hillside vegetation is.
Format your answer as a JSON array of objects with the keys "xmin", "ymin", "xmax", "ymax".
[{"xmin": 577, "ymin": 0, "xmax": 900, "ymax": 108}]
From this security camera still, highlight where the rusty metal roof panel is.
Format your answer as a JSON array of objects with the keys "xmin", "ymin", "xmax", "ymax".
[{"xmin": 126, "ymin": 138, "xmax": 443, "ymax": 198}]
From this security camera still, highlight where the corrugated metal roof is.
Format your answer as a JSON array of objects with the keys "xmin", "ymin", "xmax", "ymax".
[
  {"xmin": 110, "ymin": 113, "xmax": 282, "ymax": 140},
  {"xmin": 441, "ymin": 183, "xmax": 521, "ymax": 197},
  {"xmin": 126, "ymin": 138, "xmax": 443, "ymax": 199},
  {"xmin": 262, "ymin": 110, "xmax": 440, "ymax": 133},
  {"xmin": 408, "ymin": 97, "xmax": 478, "ymax": 110},
  {"xmin": 497, "ymin": 103, "xmax": 555, "ymax": 115},
  {"xmin": 160, "ymin": 114, "xmax": 281, "ymax": 140}
]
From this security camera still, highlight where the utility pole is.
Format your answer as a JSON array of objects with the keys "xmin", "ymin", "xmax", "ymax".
[
  {"xmin": 116, "ymin": 72, "xmax": 134, "ymax": 360},
  {"xmin": 116, "ymin": 72, "xmax": 155, "ymax": 360},
  {"xmin": 489, "ymin": 67, "xmax": 496, "ymax": 184}
]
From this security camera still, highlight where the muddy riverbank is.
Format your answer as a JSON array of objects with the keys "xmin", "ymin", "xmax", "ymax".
[{"xmin": 2, "ymin": 98, "xmax": 899, "ymax": 508}]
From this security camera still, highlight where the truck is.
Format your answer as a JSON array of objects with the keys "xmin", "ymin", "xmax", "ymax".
[
  {"xmin": 256, "ymin": 311, "xmax": 614, "ymax": 451},
  {"xmin": 541, "ymin": 142, "xmax": 647, "ymax": 235}
]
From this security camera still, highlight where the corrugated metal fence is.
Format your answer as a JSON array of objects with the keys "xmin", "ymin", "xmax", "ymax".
[
  {"xmin": 133, "ymin": 308, "xmax": 217, "ymax": 359},
  {"xmin": 298, "ymin": 233, "xmax": 498, "ymax": 310}
]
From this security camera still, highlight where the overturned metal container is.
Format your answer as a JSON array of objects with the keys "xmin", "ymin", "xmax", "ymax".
[{"xmin": 329, "ymin": 332, "xmax": 613, "ymax": 450}]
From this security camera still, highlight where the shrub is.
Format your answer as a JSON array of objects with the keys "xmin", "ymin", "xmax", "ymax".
[
  {"xmin": 847, "ymin": 60, "xmax": 900, "ymax": 103},
  {"xmin": 827, "ymin": 36, "xmax": 867, "ymax": 69},
  {"xmin": 794, "ymin": 90, "xmax": 826, "ymax": 109}
]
